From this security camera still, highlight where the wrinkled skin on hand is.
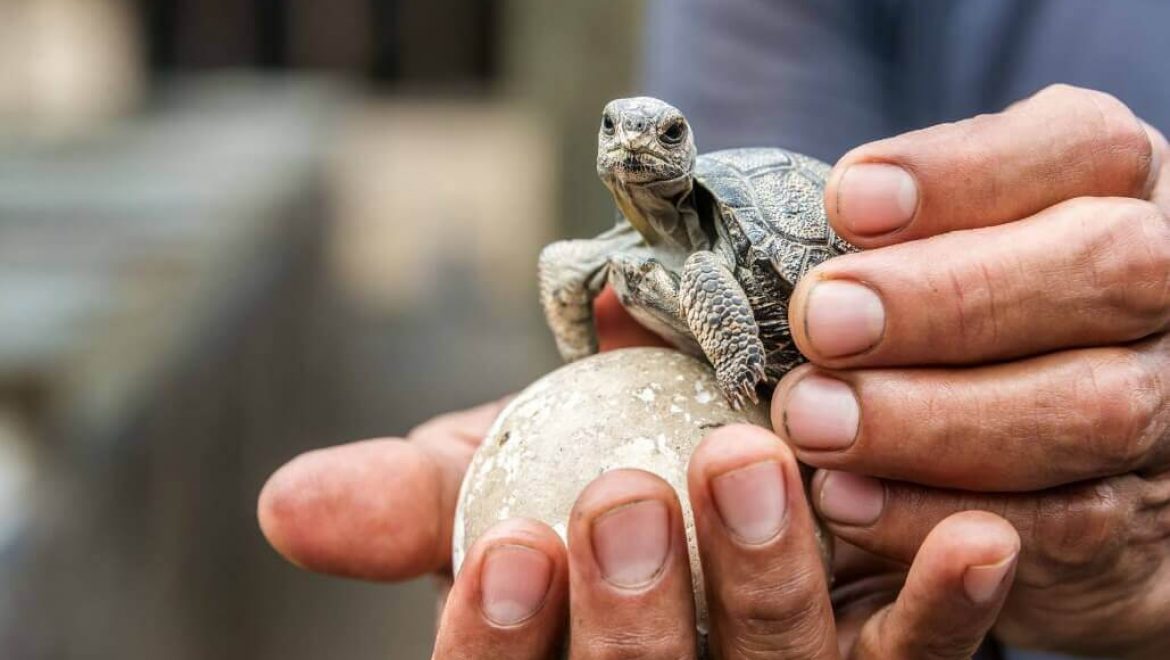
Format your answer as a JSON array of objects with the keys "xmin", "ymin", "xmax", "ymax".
[
  {"xmin": 774, "ymin": 84, "xmax": 1170, "ymax": 658},
  {"xmin": 258, "ymin": 358, "xmax": 1020, "ymax": 659}
]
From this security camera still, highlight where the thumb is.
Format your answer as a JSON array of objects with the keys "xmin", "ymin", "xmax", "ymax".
[
  {"xmin": 852, "ymin": 511, "xmax": 1019, "ymax": 659},
  {"xmin": 258, "ymin": 400, "xmax": 505, "ymax": 581}
]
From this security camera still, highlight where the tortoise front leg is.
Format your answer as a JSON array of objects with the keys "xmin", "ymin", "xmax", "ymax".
[
  {"xmin": 607, "ymin": 252, "xmax": 700, "ymax": 356},
  {"xmin": 538, "ymin": 225, "xmax": 640, "ymax": 361},
  {"xmin": 679, "ymin": 251, "xmax": 767, "ymax": 408}
]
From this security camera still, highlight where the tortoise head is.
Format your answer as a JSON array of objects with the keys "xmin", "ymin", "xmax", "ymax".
[{"xmin": 597, "ymin": 97, "xmax": 696, "ymax": 185}]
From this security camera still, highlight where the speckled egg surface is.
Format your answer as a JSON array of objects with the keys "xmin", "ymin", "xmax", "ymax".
[{"xmin": 452, "ymin": 347, "xmax": 775, "ymax": 631}]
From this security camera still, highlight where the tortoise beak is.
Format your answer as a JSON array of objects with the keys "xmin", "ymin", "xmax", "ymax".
[
  {"xmin": 617, "ymin": 114, "xmax": 656, "ymax": 152},
  {"xmin": 619, "ymin": 138, "xmax": 655, "ymax": 153}
]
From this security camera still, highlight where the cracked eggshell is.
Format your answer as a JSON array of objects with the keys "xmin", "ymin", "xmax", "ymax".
[{"xmin": 452, "ymin": 347, "xmax": 773, "ymax": 632}]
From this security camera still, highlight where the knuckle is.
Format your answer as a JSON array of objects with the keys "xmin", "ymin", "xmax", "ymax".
[
  {"xmin": 1032, "ymin": 83, "xmax": 1115, "ymax": 118},
  {"xmin": 728, "ymin": 629, "xmax": 825, "ymax": 660},
  {"xmin": 718, "ymin": 566, "xmax": 832, "ymax": 656},
  {"xmin": 1029, "ymin": 479, "xmax": 1129, "ymax": 576},
  {"xmin": 728, "ymin": 604, "xmax": 830, "ymax": 659},
  {"xmin": 1127, "ymin": 203, "xmax": 1170, "ymax": 322},
  {"xmin": 581, "ymin": 630, "xmax": 692, "ymax": 660},
  {"xmin": 1034, "ymin": 85, "xmax": 1152, "ymax": 194},
  {"xmin": 916, "ymin": 633, "xmax": 983, "ymax": 660},
  {"xmin": 1084, "ymin": 91, "xmax": 1152, "ymax": 194},
  {"xmin": 1037, "ymin": 84, "xmax": 1129, "ymax": 129},
  {"xmin": 1079, "ymin": 198, "xmax": 1170, "ymax": 330},
  {"xmin": 1034, "ymin": 82, "xmax": 1088, "ymax": 101},
  {"xmin": 1076, "ymin": 349, "xmax": 1164, "ymax": 474}
]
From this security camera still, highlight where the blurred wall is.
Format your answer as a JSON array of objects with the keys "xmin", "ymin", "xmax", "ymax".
[
  {"xmin": 0, "ymin": 1, "xmax": 646, "ymax": 659},
  {"xmin": 0, "ymin": 0, "xmax": 142, "ymax": 139},
  {"xmin": 500, "ymin": 0, "xmax": 644, "ymax": 236}
]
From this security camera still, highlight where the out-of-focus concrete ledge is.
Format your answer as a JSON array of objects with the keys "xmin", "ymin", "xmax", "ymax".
[{"xmin": 0, "ymin": 74, "xmax": 351, "ymax": 447}]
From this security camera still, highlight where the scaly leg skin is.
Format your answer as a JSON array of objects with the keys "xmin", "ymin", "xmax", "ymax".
[
  {"xmin": 680, "ymin": 251, "xmax": 766, "ymax": 409},
  {"xmin": 538, "ymin": 225, "xmax": 642, "ymax": 361}
]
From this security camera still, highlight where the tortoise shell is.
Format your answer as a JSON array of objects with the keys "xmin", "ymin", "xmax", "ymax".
[
  {"xmin": 694, "ymin": 147, "xmax": 859, "ymax": 378},
  {"xmin": 694, "ymin": 147, "xmax": 856, "ymax": 287}
]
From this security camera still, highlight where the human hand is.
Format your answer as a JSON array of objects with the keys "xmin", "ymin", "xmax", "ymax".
[
  {"xmin": 432, "ymin": 425, "xmax": 1019, "ymax": 659},
  {"xmin": 256, "ymin": 293, "xmax": 1018, "ymax": 657},
  {"xmin": 773, "ymin": 84, "xmax": 1170, "ymax": 657}
]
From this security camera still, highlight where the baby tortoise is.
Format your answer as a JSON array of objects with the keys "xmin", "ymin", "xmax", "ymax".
[{"xmin": 539, "ymin": 97, "xmax": 857, "ymax": 408}]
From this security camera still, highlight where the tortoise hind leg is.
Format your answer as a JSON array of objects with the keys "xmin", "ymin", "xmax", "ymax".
[{"xmin": 679, "ymin": 251, "xmax": 766, "ymax": 408}]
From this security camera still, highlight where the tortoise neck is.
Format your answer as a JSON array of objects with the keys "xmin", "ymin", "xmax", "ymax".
[{"xmin": 607, "ymin": 173, "xmax": 706, "ymax": 252}]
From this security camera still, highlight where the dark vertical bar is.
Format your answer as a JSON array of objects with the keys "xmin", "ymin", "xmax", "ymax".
[
  {"xmin": 139, "ymin": 0, "xmax": 178, "ymax": 73},
  {"xmin": 254, "ymin": 0, "xmax": 288, "ymax": 68},
  {"xmin": 471, "ymin": 0, "xmax": 498, "ymax": 82},
  {"xmin": 370, "ymin": 0, "xmax": 400, "ymax": 83},
  {"xmin": 174, "ymin": 0, "xmax": 255, "ymax": 68}
]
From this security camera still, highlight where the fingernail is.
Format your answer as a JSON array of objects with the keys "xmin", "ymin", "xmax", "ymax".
[
  {"xmin": 836, "ymin": 163, "xmax": 918, "ymax": 235},
  {"xmin": 480, "ymin": 544, "xmax": 553, "ymax": 625},
  {"xmin": 963, "ymin": 554, "xmax": 1017, "ymax": 605},
  {"xmin": 711, "ymin": 461, "xmax": 788, "ymax": 544},
  {"xmin": 592, "ymin": 500, "xmax": 670, "ymax": 588},
  {"xmin": 817, "ymin": 470, "xmax": 884, "ymax": 526},
  {"xmin": 782, "ymin": 375, "xmax": 860, "ymax": 450},
  {"xmin": 804, "ymin": 280, "xmax": 886, "ymax": 358}
]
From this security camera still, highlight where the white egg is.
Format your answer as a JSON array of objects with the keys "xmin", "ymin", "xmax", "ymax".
[{"xmin": 454, "ymin": 347, "xmax": 821, "ymax": 633}]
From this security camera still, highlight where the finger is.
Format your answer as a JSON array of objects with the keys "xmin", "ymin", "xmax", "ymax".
[
  {"xmin": 257, "ymin": 400, "xmax": 507, "ymax": 580},
  {"xmin": 826, "ymin": 84, "xmax": 1159, "ymax": 246},
  {"xmin": 852, "ymin": 512, "xmax": 1019, "ymax": 659},
  {"xmin": 1146, "ymin": 120, "xmax": 1170, "ymax": 210},
  {"xmin": 787, "ymin": 197, "xmax": 1170, "ymax": 366},
  {"xmin": 823, "ymin": 473, "xmax": 1170, "ymax": 655},
  {"xmin": 773, "ymin": 337, "xmax": 1170, "ymax": 491},
  {"xmin": 687, "ymin": 425, "xmax": 837, "ymax": 659},
  {"xmin": 566, "ymin": 469, "xmax": 698, "ymax": 659},
  {"xmin": 433, "ymin": 518, "xmax": 568, "ymax": 659},
  {"xmin": 594, "ymin": 285, "xmax": 672, "ymax": 351},
  {"xmin": 810, "ymin": 469, "xmax": 1140, "ymax": 590}
]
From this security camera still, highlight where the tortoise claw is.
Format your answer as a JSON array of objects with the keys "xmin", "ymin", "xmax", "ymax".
[{"xmin": 718, "ymin": 361, "xmax": 764, "ymax": 410}]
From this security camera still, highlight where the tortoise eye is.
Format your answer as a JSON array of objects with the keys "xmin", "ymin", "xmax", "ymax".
[
  {"xmin": 660, "ymin": 120, "xmax": 686, "ymax": 145},
  {"xmin": 601, "ymin": 114, "xmax": 616, "ymax": 135}
]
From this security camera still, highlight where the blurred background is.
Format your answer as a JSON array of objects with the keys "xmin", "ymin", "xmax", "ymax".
[{"xmin": 0, "ymin": 1, "xmax": 644, "ymax": 657}]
